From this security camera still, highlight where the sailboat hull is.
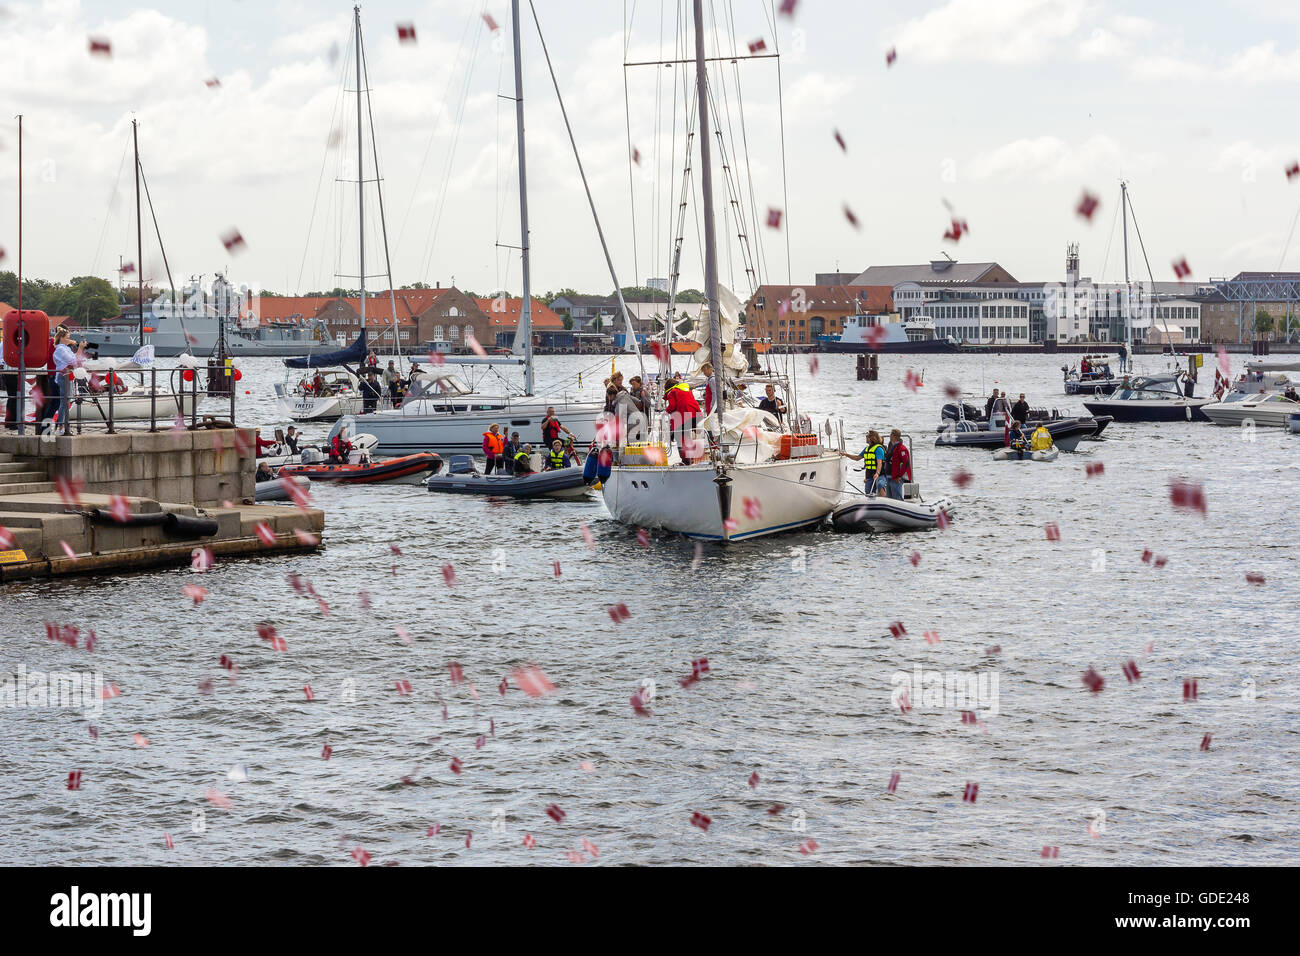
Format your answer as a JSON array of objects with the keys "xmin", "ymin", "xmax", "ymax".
[
  {"xmin": 340, "ymin": 400, "xmax": 607, "ymax": 456},
  {"xmin": 602, "ymin": 455, "xmax": 846, "ymax": 541}
]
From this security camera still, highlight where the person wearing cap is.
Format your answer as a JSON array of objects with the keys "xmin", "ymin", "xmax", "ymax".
[
  {"xmin": 503, "ymin": 430, "xmax": 523, "ymax": 475},
  {"xmin": 513, "ymin": 442, "xmax": 535, "ymax": 475},
  {"xmin": 283, "ymin": 426, "xmax": 300, "ymax": 455},
  {"xmin": 254, "ymin": 427, "xmax": 278, "ymax": 457},
  {"xmin": 482, "ymin": 422, "xmax": 505, "ymax": 474}
]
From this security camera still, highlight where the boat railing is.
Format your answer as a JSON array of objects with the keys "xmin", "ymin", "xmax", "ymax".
[{"xmin": 5, "ymin": 363, "xmax": 238, "ymax": 437}]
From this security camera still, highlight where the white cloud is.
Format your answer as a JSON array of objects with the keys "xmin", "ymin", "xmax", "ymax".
[
  {"xmin": 893, "ymin": 0, "xmax": 1089, "ymax": 64},
  {"xmin": 1222, "ymin": 41, "xmax": 1300, "ymax": 83},
  {"xmin": 968, "ymin": 134, "xmax": 1163, "ymax": 181}
]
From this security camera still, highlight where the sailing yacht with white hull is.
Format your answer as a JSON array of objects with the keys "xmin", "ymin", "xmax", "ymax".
[
  {"xmin": 600, "ymin": 0, "xmax": 846, "ymax": 542},
  {"xmin": 331, "ymin": 2, "xmax": 603, "ymax": 456}
]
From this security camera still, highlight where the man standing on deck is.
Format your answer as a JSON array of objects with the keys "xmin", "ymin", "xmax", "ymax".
[
  {"xmin": 1011, "ymin": 393, "xmax": 1030, "ymax": 424},
  {"xmin": 758, "ymin": 383, "xmax": 786, "ymax": 422},
  {"xmin": 360, "ymin": 370, "xmax": 383, "ymax": 414},
  {"xmin": 885, "ymin": 428, "xmax": 912, "ymax": 500},
  {"xmin": 541, "ymin": 407, "xmax": 574, "ymax": 448}
]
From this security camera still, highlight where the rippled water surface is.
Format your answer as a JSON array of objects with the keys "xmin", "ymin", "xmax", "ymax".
[{"xmin": 2, "ymin": 351, "xmax": 1297, "ymax": 866}]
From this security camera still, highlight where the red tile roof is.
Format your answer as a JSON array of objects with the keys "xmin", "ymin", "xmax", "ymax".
[
  {"xmin": 475, "ymin": 297, "xmax": 564, "ymax": 329},
  {"xmin": 750, "ymin": 284, "xmax": 894, "ymax": 313},
  {"xmin": 250, "ymin": 296, "xmax": 331, "ymax": 324}
]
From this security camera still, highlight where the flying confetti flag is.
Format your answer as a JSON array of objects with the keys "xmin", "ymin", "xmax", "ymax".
[
  {"xmin": 67, "ymin": 771, "xmax": 82, "ymax": 790},
  {"xmin": 1122, "ymin": 660, "xmax": 1141, "ymax": 683},
  {"xmin": 513, "ymin": 666, "xmax": 556, "ymax": 698},
  {"xmin": 441, "ymin": 562, "xmax": 457, "ymax": 587},
  {"xmin": 1183, "ymin": 679, "xmax": 1198, "ymax": 702},
  {"xmin": 1041, "ymin": 846, "xmax": 1059, "ymax": 859},
  {"xmin": 843, "ymin": 204, "xmax": 860, "ymax": 229},
  {"xmin": 1217, "ymin": 345, "xmax": 1230, "ymax": 377},
  {"xmin": 885, "ymin": 47, "xmax": 897, "ymax": 66},
  {"xmin": 1199, "ymin": 733, "xmax": 1212, "ymax": 752},
  {"xmin": 1082, "ymin": 667, "xmax": 1104, "ymax": 693},
  {"xmin": 1169, "ymin": 479, "xmax": 1207, "ymax": 515},
  {"xmin": 181, "ymin": 584, "xmax": 207, "ymax": 605},
  {"xmin": 1172, "ymin": 258, "xmax": 1191, "ymax": 279},
  {"xmin": 546, "ymin": 804, "xmax": 566, "ymax": 823},
  {"xmin": 690, "ymin": 811, "xmax": 712, "ymax": 831},
  {"xmin": 950, "ymin": 468, "xmax": 973, "ymax": 489},
  {"xmin": 482, "ymin": 12, "xmax": 500, "ymax": 32},
  {"xmin": 396, "ymin": 23, "xmax": 417, "ymax": 43},
  {"xmin": 888, "ymin": 621, "xmax": 906, "ymax": 638},
  {"xmin": 962, "ymin": 782, "xmax": 978, "ymax": 804},
  {"xmin": 522, "ymin": 833, "xmax": 535, "ymax": 848},
  {"xmin": 88, "ymin": 37, "xmax": 111, "ymax": 56},
  {"xmin": 809, "ymin": 355, "xmax": 819, "ymax": 376},
  {"xmin": 1044, "ymin": 523, "xmax": 1061, "ymax": 541},
  {"xmin": 887, "ymin": 772, "xmax": 899, "ymax": 793},
  {"xmin": 219, "ymin": 229, "xmax": 247, "ymax": 254},
  {"xmin": 649, "ymin": 340, "xmax": 669, "ymax": 363},
  {"xmin": 1286, "ymin": 162, "xmax": 1299, "ymax": 182},
  {"xmin": 766, "ymin": 207, "xmax": 783, "ymax": 229},
  {"xmin": 1085, "ymin": 462, "xmax": 1104, "ymax": 477},
  {"xmin": 254, "ymin": 522, "xmax": 276, "ymax": 546},
  {"xmin": 465, "ymin": 334, "xmax": 487, "ymax": 357},
  {"xmin": 903, "ymin": 368, "xmax": 923, "ymax": 392},
  {"xmin": 1076, "ymin": 191, "xmax": 1099, "ymax": 221},
  {"xmin": 55, "ymin": 475, "xmax": 84, "ymax": 510},
  {"xmin": 0, "ymin": 526, "xmax": 14, "ymax": 549},
  {"xmin": 748, "ymin": 38, "xmax": 766, "ymax": 54},
  {"xmin": 778, "ymin": 0, "xmax": 798, "ymax": 17},
  {"xmin": 943, "ymin": 218, "xmax": 970, "ymax": 242},
  {"xmin": 205, "ymin": 77, "xmax": 220, "ymax": 88},
  {"xmin": 909, "ymin": 551, "xmax": 921, "ymax": 567},
  {"xmin": 833, "ymin": 129, "xmax": 846, "ymax": 152},
  {"xmin": 1245, "ymin": 572, "xmax": 1265, "ymax": 585},
  {"xmin": 607, "ymin": 602, "xmax": 631, "ymax": 623}
]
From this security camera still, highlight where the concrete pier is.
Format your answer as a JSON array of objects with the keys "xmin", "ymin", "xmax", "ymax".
[{"xmin": 0, "ymin": 428, "xmax": 324, "ymax": 581}]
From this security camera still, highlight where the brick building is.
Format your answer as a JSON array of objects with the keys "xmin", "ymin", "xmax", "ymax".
[{"xmin": 743, "ymin": 284, "xmax": 894, "ymax": 345}]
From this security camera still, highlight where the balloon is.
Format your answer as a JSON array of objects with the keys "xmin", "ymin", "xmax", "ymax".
[
  {"xmin": 233, "ymin": 369, "xmax": 242, "ymax": 381},
  {"xmin": 182, "ymin": 369, "xmax": 195, "ymax": 382}
]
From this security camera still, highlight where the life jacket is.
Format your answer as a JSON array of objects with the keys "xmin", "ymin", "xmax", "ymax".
[
  {"xmin": 331, "ymin": 434, "xmax": 350, "ymax": 459},
  {"xmin": 513, "ymin": 450, "xmax": 531, "ymax": 471},
  {"xmin": 666, "ymin": 382, "xmax": 700, "ymax": 416},
  {"xmin": 483, "ymin": 431, "xmax": 504, "ymax": 456},
  {"xmin": 542, "ymin": 418, "xmax": 561, "ymax": 444},
  {"xmin": 863, "ymin": 443, "xmax": 886, "ymax": 472},
  {"xmin": 548, "ymin": 449, "xmax": 567, "ymax": 469},
  {"xmin": 1030, "ymin": 426, "xmax": 1052, "ymax": 451}
]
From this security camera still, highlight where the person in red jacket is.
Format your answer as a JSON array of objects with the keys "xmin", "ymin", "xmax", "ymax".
[
  {"xmin": 885, "ymin": 428, "xmax": 911, "ymax": 499},
  {"xmin": 482, "ymin": 422, "xmax": 506, "ymax": 474},
  {"xmin": 665, "ymin": 379, "xmax": 702, "ymax": 464}
]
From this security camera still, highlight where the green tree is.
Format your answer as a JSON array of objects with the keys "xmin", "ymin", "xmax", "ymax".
[
  {"xmin": 562, "ymin": 315, "xmax": 573, "ymax": 330},
  {"xmin": 400, "ymin": 281, "xmax": 432, "ymax": 290},
  {"xmin": 591, "ymin": 314, "xmax": 604, "ymax": 333},
  {"xmin": 1254, "ymin": 308, "xmax": 1275, "ymax": 335},
  {"xmin": 675, "ymin": 288, "xmax": 706, "ymax": 303}
]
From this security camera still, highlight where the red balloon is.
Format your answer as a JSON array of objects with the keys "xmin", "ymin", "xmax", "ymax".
[
  {"xmin": 233, "ymin": 369, "xmax": 243, "ymax": 381},
  {"xmin": 182, "ymin": 369, "xmax": 195, "ymax": 382}
]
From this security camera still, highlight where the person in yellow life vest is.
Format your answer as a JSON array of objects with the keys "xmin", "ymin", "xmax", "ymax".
[
  {"xmin": 482, "ymin": 423, "xmax": 505, "ymax": 474},
  {"xmin": 546, "ymin": 439, "xmax": 570, "ymax": 470},
  {"xmin": 513, "ymin": 443, "xmax": 536, "ymax": 476},
  {"xmin": 1030, "ymin": 424, "xmax": 1053, "ymax": 452},
  {"xmin": 842, "ymin": 429, "xmax": 887, "ymax": 494}
]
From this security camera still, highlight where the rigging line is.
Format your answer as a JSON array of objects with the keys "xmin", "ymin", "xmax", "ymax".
[
  {"xmin": 624, "ymin": 0, "xmax": 640, "ymax": 291},
  {"xmin": 1124, "ymin": 189, "xmax": 1176, "ymax": 346},
  {"xmin": 707, "ymin": 0, "xmax": 746, "ymax": 291},
  {"xmin": 648, "ymin": 0, "xmax": 666, "ymax": 285},
  {"xmin": 418, "ymin": 21, "xmax": 487, "ymax": 283},
  {"xmin": 527, "ymin": 0, "xmax": 645, "ymax": 382},
  {"xmin": 1276, "ymin": 196, "xmax": 1300, "ymax": 271},
  {"xmin": 395, "ymin": 2, "xmax": 478, "ymax": 252},
  {"xmin": 724, "ymin": 0, "xmax": 767, "ymax": 291},
  {"xmin": 359, "ymin": 16, "xmax": 403, "ymax": 363},
  {"xmin": 297, "ymin": 24, "xmax": 351, "ymax": 293},
  {"xmin": 136, "ymin": 162, "xmax": 174, "ymax": 299},
  {"xmin": 91, "ymin": 137, "xmax": 130, "ymax": 278},
  {"xmin": 769, "ymin": 0, "xmax": 791, "ymax": 283},
  {"xmin": 1097, "ymin": 186, "xmax": 1121, "ymax": 283},
  {"xmin": 704, "ymin": 78, "xmax": 758, "ymax": 296}
]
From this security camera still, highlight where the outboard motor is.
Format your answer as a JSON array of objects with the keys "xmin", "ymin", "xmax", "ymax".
[{"xmin": 446, "ymin": 455, "xmax": 477, "ymax": 475}]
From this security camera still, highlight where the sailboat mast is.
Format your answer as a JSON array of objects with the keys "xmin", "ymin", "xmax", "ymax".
[
  {"xmin": 691, "ymin": 0, "xmax": 725, "ymax": 435},
  {"xmin": 1121, "ymin": 180, "xmax": 1131, "ymax": 349},
  {"xmin": 355, "ymin": 6, "xmax": 366, "ymax": 338},
  {"xmin": 134, "ymin": 119, "xmax": 144, "ymax": 345},
  {"xmin": 511, "ymin": 0, "xmax": 534, "ymax": 395}
]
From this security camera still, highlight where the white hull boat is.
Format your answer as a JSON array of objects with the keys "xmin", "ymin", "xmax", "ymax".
[
  {"xmin": 69, "ymin": 387, "xmax": 196, "ymax": 422},
  {"xmin": 831, "ymin": 489, "xmax": 955, "ymax": 532},
  {"xmin": 993, "ymin": 445, "xmax": 1059, "ymax": 462},
  {"xmin": 603, "ymin": 453, "xmax": 846, "ymax": 542},
  {"xmin": 334, "ymin": 400, "xmax": 606, "ymax": 456},
  {"xmin": 1201, "ymin": 395, "xmax": 1300, "ymax": 428}
]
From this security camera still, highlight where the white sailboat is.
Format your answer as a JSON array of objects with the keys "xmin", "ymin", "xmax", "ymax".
[
  {"xmin": 332, "ymin": 1, "xmax": 604, "ymax": 456},
  {"xmin": 600, "ymin": 0, "xmax": 846, "ymax": 542}
]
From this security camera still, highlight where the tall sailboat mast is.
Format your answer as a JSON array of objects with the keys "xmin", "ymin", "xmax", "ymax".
[
  {"xmin": 692, "ymin": 0, "xmax": 725, "ymax": 437},
  {"xmin": 133, "ymin": 119, "xmax": 144, "ymax": 346},
  {"xmin": 511, "ymin": 0, "xmax": 534, "ymax": 395},
  {"xmin": 355, "ymin": 6, "xmax": 366, "ymax": 337},
  {"xmin": 1121, "ymin": 179, "xmax": 1131, "ymax": 349}
]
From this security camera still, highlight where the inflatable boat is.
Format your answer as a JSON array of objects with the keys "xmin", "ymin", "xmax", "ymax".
[
  {"xmin": 424, "ymin": 454, "xmax": 591, "ymax": 498},
  {"xmin": 279, "ymin": 452, "xmax": 441, "ymax": 485},
  {"xmin": 992, "ymin": 446, "xmax": 1059, "ymax": 462},
  {"xmin": 831, "ymin": 486, "xmax": 956, "ymax": 532},
  {"xmin": 255, "ymin": 475, "xmax": 311, "ymax": 502}
]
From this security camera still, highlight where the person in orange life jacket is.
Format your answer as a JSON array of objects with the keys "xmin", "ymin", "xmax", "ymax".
[
  {"xmin": 884, "ymin": 428, "xmax": 912, "ymax": 500},
  {"xmin": 541, "ymin": 407, "xmax": 574, "ymax": 448},
  {"xmin": 482, "ymin": 422, "xmax": 506, "ymax": 474},
  {"xmin": 665, "ymin": 376, "xmax": 702, "ymax": 464}
]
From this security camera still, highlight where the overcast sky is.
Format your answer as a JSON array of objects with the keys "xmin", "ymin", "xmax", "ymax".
[{"xmin": 2, "ymin": 0, "xmax": 1299, "ymax": 300}]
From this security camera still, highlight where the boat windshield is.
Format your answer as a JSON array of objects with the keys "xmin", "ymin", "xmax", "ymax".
[{"xmin": 405, "ymin": 372, "xmax": 473, "ymax": 399}]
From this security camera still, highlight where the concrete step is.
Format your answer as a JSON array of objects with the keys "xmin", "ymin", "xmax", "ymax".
[
  {"xmin": 0, "ymin": 492, "xmax": 173, "ymax": 514},
  {"xmin": 0, "ymin": 481, "xmax": 59, "ymax": 497},
  {"xmin": 0, "ymin": 453, "xmax": 15, "ymax": 463},
  {"xmin": 0, "ymin": 461, "xmax": 42, "ymax": 474},
  {"xmin": 0, "ymin": 470, "xmax": 51, "ymax": 483}
]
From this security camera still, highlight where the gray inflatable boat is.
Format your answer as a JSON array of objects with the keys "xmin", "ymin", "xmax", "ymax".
[{"xmin": 424, "ymin": 455, "xmax": 590, "ymax": 499}]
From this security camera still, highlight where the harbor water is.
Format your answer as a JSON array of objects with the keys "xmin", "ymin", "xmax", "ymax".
[{"xmin": 1, "ymin": 352, "xmax": 1296, "ymax": 865}]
